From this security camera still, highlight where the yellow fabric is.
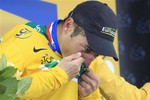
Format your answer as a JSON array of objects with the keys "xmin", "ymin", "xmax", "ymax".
[
  {"xmin": 1, "ymin": 24, "xmax": 150, "ymax": 100},
  {"xmin": 90, "ymin": 56, "xmax": 150, "ymax": 100},
  {"xmin": 0, "ymin": 25, "xmax": 74, "ymax": 100},
  {"xmin": 0, "ymin": 24, "xmax": 98, "ymax": 100}
]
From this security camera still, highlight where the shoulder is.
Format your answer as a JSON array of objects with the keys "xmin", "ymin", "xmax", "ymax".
[{"xmin": 25, "ymin": 22, "xmax": 46, "ymax": 34}]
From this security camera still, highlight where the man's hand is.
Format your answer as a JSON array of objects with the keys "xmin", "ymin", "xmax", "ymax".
[
  {"xmin": 57, "ymin": 52, "xmax": 84, "ymax": 80},
  {"xmin": 78, "ymin": 69, "xmax": 100, "ymax": 97}
]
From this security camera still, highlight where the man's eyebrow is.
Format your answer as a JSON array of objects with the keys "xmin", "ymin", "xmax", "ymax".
[
  {"xmin": 83, "ymin": 45, "xmax": 91, "ymax": 50},
  {"xmin": 84, "ymin": 44, "xmax": 90, "ymax": 48},
  {"xmin": 85, "ymin": 45, "xmax": 93, "ymax": 51}
]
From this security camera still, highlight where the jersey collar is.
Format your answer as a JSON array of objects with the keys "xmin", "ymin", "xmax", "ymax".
[{"xmin": 46, "ymin": 20, "xmax": 62, "ymax": 54}]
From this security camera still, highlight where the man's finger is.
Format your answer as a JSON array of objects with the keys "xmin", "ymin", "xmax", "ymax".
[
  {"xmin": 84, "ymin": 69, "xmax": 97, "ymax": 79},
  {"xmin": 71, "ymin": 57, "xmax": 84, "ymax": 66},
  {"xmin": 65, "ymin": 52, "xmax": 82, "ymax": 61}
]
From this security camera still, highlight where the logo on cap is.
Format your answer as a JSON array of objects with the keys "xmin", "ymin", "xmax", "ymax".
[{"xmin": 101, "ymin": 27, "xmax": 116, "ymax": 37}]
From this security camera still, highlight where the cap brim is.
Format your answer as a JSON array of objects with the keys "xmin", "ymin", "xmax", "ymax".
[{"xmin": 85, "ymin": 30, "xmax": 118, "ymax": 61}]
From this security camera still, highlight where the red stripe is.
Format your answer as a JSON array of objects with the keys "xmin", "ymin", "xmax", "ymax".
[{"xmin": 46, "ymin": 23, "xmax": 52, "ymax": 43}]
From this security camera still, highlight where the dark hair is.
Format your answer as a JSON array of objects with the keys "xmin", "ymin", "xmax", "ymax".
[
  {"xmin": 71, "ymin": 25, "xmax": 85, "ymax": 37},
  {"xmin": 59, "ymin": 17, "xmax": 85, "ymax": 37}
]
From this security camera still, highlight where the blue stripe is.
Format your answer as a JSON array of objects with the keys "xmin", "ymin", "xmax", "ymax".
[
  {"xmin": 0, "ymin": 0, "xmax": 58, "ymax": 25},
  {"xmin": 52, "ymin": 20, "xmax": 61, "ymax": 54}
]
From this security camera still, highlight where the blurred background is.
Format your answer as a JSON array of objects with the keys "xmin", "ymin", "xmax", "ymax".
[{"xmin": 0, "ymin": 0, "xmax": 150, "ymax": 88}]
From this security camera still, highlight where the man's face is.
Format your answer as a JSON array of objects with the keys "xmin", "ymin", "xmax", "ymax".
[
  {"xmin": 63, "ymin": 35, "xmax": 95, "ymax": 66},
  {"xmin": 61, "ymin": 29, "xmax": 97, "ymax": 67}
]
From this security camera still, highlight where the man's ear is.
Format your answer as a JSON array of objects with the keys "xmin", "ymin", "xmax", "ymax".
[{"xmin": 63, "ymin": 18, "xmax": 76, "ymax": 33}]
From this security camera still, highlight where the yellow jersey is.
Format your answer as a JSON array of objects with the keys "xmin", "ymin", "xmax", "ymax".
[{"xmin": 0, "ymin": 22, "xmax": 149, "ymax": 100}]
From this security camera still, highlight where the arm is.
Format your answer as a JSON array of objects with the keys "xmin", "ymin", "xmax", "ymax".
[
  {"xmin": 24, "ymin": 66, "xmax": 68, "ymax": 98},
  {"xmin": 92, "ymin": 56, "xmax": 150, "ymax": 100},
  {"xmin": 0, "ymin": 40, "xmax": 66, "ymax": 98},
  {"xmin": 24, "ymin": 52, "xmax": 84, "ymax": 98},
  {"xmin": 0, "ymin": 26, "xmax": 84, "ymax": 98}
]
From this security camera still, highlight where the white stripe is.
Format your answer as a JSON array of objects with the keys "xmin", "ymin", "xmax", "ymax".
[
  {"xmin": 39, "ymin": 65, "xmax": 49, "ymax": 70},
  {"xmin": 49, "ymin": 22, "xmax": 54, "ymax": 44}
]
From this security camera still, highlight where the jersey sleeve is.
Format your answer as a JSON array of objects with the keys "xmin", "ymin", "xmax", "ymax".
[
  {"xmin": 90, "ymin": 56, "xmax": 150, "ymax": 100},
  {"xmin": 23, "ymin": 66, "xmax": 68, "ymax": 98}
]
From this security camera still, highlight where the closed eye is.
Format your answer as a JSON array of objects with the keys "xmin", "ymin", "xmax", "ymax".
[{"xmin": 82, "ymin": 45, "xmax": 99, "ymax": 57}]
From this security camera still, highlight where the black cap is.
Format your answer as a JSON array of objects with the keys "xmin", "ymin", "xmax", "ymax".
[{"xmin": 68, "ymin": 1, "xmax": 118, "ymax": 61}]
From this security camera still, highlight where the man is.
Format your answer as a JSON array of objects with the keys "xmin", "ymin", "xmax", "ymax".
[
  {"xmin": 0, "ymin": 1, "xmax": 114, "ymax": 99},
  {"xmin": 1, "ymin": 1, "xmax": 149, "ymax": 100}
]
